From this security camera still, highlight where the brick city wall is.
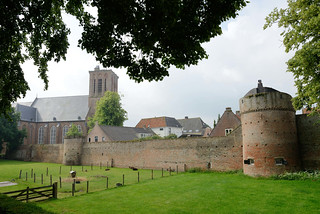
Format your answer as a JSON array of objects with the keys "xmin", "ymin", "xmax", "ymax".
[
  {"xmin": 11, "ymin": 126, "xmax": 243, "ymax": 172},
  {"xmin": 80, "ymin": 126, "xmax": 243, "ymax": 171},
  {"xmin": 12, "ymin": 144, "xmax": 64, "ymax": 163},
  {"xmin": 10, "ymin": 114, "xmax": 320, "ymax": 172},
  {"xmin": 296, "ymin": 114, "xmax": 320, "ymax": 170}
]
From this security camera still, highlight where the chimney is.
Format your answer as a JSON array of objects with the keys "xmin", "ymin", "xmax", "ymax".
[
  {"xmin": 226, "ymin": 107, "xmax": 232, "ymax": 112},
  {"xmin": 258, "ymin": 80, "xmax": 263, "ymax": 89}
]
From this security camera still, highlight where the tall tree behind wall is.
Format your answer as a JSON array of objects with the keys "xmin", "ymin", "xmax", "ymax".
[{"xmin": 89, "ymin": 91, "xmax": 128, "ymax": 129}]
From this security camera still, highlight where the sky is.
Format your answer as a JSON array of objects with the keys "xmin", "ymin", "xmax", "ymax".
[{"xmin": 18, "ymin": 0, "xmax": 295, "ymax": 127}]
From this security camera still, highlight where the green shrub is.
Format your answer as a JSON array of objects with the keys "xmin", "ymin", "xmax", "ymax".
[
  {"xmin": 187, "ymin": 167, "xmax": 204, "ymax": 173},
  {"xmin": 163, "ymin": 134, "xmax": 177, "ymax": 139},
  {"xmin": 271, "ymin": 171, "xmax": 320, "ymax": 180},
  {"xmin": 0, "ymin": 194, "xmax": 54, "ymax": 214}
]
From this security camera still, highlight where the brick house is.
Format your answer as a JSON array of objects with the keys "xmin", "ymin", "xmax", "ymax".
[
  {"xmin": 135, "ymin": 116, "xmax": 183, "ymax": 137},
  {"xmin": 210, "ymin": 107, "xmax": 241, "ymax": 137}
]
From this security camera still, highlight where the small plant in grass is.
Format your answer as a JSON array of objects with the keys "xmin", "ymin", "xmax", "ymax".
[{"xmin": 271, "ymin": 170, "xmax": 320, "ymax": 180}]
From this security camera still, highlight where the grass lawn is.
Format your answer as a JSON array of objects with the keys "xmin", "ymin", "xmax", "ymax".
[
  {"xmin": 1, "ymin": 160, "xmax": 320, "ymax": 213},
  {"xmin": 0, "ymin": 160, "xmax": 166, "ymax": 198}
]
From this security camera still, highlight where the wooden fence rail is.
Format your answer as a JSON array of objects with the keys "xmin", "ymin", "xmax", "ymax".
[{"xmin": 2, "ymin": 182, "xmax": 57, "ymax": 203}]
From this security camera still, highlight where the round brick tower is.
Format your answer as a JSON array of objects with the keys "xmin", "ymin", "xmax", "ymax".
[{"xmin": 239, "ymin": 80, "xmax": 300, "ymax": 176}]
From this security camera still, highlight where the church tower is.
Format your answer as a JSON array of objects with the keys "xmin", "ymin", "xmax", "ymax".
[{"xmin": 87, "ymin": 66, "xmax": 119, "ymax": 117}]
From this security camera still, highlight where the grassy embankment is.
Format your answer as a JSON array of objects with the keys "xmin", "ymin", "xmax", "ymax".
[{"xmin": 1, "ymin": 160, "xmax": 320, "ymax": 213}]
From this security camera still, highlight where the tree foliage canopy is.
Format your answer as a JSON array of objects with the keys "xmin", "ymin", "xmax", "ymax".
[
  {"xmin": 264, "ymin": 0, "xmax": 320, "ymax": 113},
  {"xmin": 66, "ymin": 124, "xmax": 83, "ymax": 138},
  {"xmin": 0, "ymin": 0, "xmax": 247, "ymax": 116},
  {"xmin": 0, "ymin": 108, "xmax": 26, "ymax": 155},
  {"xmin": 89, "ymin": 91, "xmax": 127, "ymax": 128}
]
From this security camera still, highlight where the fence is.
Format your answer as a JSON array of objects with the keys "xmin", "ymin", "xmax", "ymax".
[{"xmin": 2, "ymin": 182, "xmax": 57, "ymax": 203}]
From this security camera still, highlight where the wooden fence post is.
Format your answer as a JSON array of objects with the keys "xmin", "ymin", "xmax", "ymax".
[
  {"xmin": 176, "ymin": 165, "xmax": 178, "ymax": 174},
  {"xmin": 41, "ymin": 174, "xmax": 43, "ymax": 184},
  {"xmin": 34, "ymin": 173, "xmax": 36, "ymax": 183},
  {"xmin": 50, "ymin": 175, "xmax": 52, "ymax": 185},
  {"xmin": 52, "ymin": 182, "xmax": 58, "ymax": 199},
  {"xmin": 138, "ymin": 172, "xmax": 140, "ymax": 183},
  {"xmin": 59, "ymin": 176, "xmax": 62, "ymax": 188},
  {"xmin": 46, "ymin": 167, "xmax": 48, "ymax": 176},
  {"xmin": 122, "ymin": 174, "xmax": 124, "ymax": 186},
  {"xmin": 106, "ymin": 177, "xmax": 108, "ymax": 189},
  {"xmin": 87, "ymin": 181, "xmax": 89, "ymax": 193},
  {"xmin": 72, "ymin": 183, "xmax": 75, "ymax": 196},
  {"xmin": 26, "ymin": 187, "xmax": 29, "ymax": 203},
  {"xmin": 19, "ymin": 170, "xmax": 22, "ymax": 179},
  {"xmin": 184, "ymin": 164, "xmax": 187, "ymax": 172},
  {"xmin": 151, "ymin": 170, "xmax": 153, "ymax": 180}
]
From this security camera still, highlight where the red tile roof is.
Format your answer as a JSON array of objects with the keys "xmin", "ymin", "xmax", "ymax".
[{"xmin": 136, "ymin": 117, "xmax": 181, "ymax": 128}]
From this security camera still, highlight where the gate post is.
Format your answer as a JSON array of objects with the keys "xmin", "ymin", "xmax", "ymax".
[{"xmin": 52, "ymin": 182, "xmax": 58, "ymax": 199}]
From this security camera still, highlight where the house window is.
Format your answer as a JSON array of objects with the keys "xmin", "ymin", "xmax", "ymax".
[
  {"xmin": 38, "ymin": 126, "xmax": 44, "ymax": 144},
  {"xmin": 169, "ymin": 128, "xmax": 171, "ymax": 135},
  {"xmin": 77, "ymin": 125, "xmax": 82, "ymax": 133},
  {"xmin": 94, "ymin": 136, "xmax": 98, "ymax": 142},
  {"xmin": 225, "ymin": 128, "xmax": 233, "ymax": 136},
  {"xmin": 275, "ymin": 158, "xmax": 287, "ymax": 165},
  {"xmin": 88, "ymin": 138, "xmax": 91, "ymax": 142},
  {"xmin": 62, "ymin": 125, "xmax": 69, "ymax": 143},
  {"xmin": 102, "ymin": 137, "xmax": 105, "ymax": 141},
  {"xmin": 104, "ymin": 79, "xmax": 107, "ymax": 91},
  {"xmin": 98, "ymin": 79, "xmax": 102, "ymax": 93},
  {"xmin": 50, "ymin": 126, "xmax": 56, "ymax": 144},
  {"xmin": 160, "ymin": 128, "xmax": 163, "ymax": 131}
]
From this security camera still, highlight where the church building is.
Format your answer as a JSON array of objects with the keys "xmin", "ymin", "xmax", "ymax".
[{"xmin": 15, "ymin": 66, "xmax": 118, "ymax": 145}]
